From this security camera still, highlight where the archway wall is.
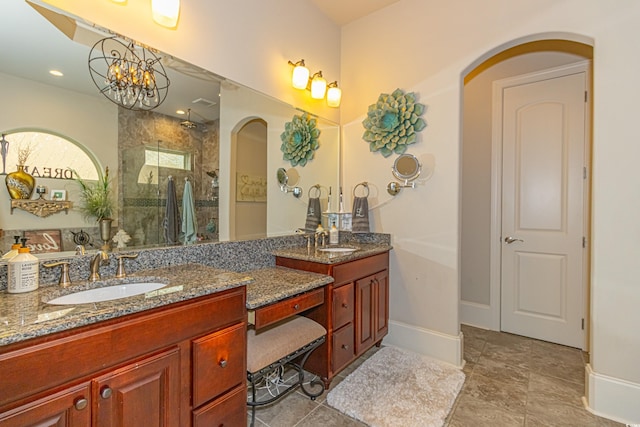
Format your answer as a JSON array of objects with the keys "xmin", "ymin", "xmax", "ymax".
[{"xmin": 340, "ymin": 1, "xmax": 640, "ymax": 422}]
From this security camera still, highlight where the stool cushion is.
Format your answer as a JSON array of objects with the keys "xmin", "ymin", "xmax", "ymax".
[{"xmin": 247, "ymin": 315, "xmax": 326, "ymax": 373}]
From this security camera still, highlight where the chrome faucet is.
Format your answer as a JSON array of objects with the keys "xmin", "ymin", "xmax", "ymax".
[
  {"xmin": 89, "ymin": 250, "xmax": 110, "ymax": 282},
  {"xmin": 315, "ymin": 230, "xmax": 328, "ymax": 248},
  {"xmin": 75, "ymin": 244, "xmax": 86, "ymax": 256}
]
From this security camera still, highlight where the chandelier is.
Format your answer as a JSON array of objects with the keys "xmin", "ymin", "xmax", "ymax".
[{"xmin": 88, "ymin": 37, "xmax": 170, "ymax": 111}]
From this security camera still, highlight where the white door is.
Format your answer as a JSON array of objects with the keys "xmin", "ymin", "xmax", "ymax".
[{"xmin": 500, "ymin": 65, "xmax": 588, "ymax": 348}]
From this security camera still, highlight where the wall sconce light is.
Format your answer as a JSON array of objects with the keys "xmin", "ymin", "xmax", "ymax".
[
  {"xmin": 288, "ymin": 59, "xmax": 309, "ymax": 90},
  {"xmin": 288, "ymin": 59, "xmax": 341, "ymax": 107},
  {"xmin": 151, "ymin": 0, "xmax": 180, "ymax": 28},
  {"xmin": 326, "ymin": 82, "xmax": 341, "ymax": 108}
]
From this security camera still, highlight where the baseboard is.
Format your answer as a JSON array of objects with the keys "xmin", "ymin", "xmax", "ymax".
[
  {"xmin": 383, "ymin": 320, "xmax": 463, "ymax": 368},
  {"xmin": 459, "ymin": 300, "xmax": 494, "ymax": 329},
  {"xmin": 584, "ymin": 363, "xmax": 640, "ymax": 424}
]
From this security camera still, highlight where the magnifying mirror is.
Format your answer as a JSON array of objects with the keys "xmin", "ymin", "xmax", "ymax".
[
  {"xmin": 392, "ymin": 153, "xmax": 421, "ymax": 181},
  {"xmin": 387, "ymin": 153, "xmax": 422, "ymax": 196},
  {"xmin": 276, "ymin": 167, "xmax": 302, "ymax": 198}
]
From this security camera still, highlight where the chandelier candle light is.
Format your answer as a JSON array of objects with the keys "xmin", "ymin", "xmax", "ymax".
[{"xmin": 88, "ymin": 37, "xmax": 170, "ymax": 111}]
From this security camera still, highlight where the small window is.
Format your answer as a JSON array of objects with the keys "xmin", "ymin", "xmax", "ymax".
[
  {"xmin": 2, "ymin": 131, "xmax": 99, "ymax": 180},
  {"xmin": 144, "ymin": 147, "xmax": 191, "ymax": 171}
]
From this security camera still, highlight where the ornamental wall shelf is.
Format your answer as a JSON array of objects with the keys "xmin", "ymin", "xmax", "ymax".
[
  {"xmin": 362, "ymin": 88, "xmax": 427, "ymax": 157},
  {"xmin": 280, "ymin": 113, "xmax": 321, "ymax": 167},
  {"xmin": 11, "ymin": 198, "xmax": 73, "ymax": 218}
]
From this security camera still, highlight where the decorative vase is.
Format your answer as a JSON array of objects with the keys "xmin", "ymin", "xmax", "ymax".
[
  {"xmin": 5, "ymin": 165, "xmax": 35, "ymax": 199},
  {"xmin": 99, "ymin": 218, "xmax": 113, "ymax": 250}
]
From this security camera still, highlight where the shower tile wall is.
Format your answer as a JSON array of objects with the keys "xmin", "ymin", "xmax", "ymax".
[{"xmin": 118, "ymin": 108, "xmax": 219, "ymax": 246}]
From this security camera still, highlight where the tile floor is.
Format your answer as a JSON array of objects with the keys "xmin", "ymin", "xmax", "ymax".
[{"xmin": 247, "ymin": 325, "xmax": 625, "ymax": 427}]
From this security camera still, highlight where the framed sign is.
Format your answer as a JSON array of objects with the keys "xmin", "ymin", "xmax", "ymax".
[{"xmin": 24, "ymin": 229, "xmax": 62, "ymax": 254}]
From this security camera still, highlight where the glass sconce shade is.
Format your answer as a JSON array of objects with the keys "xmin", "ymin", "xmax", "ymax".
[
  {"xmin": 311, "ymin": 72, "xmax": 326, "ymax": 99},
  {"xmin": 327, "ymin": 83, "xmax": 341, "ymax": 107},
  {"xmin": 152, "ymin": 0, "xmax": 180, "ymax": 28},
  {"xmin": 292, "ymin": 65, "xmax": 310, "ymax": 89}
]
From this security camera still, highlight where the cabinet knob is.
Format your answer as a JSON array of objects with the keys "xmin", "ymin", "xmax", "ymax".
[
  {"xmin": 342, "ymin": 303, "xmax": 348, "ymax": 309},
  {"xmin": 293, "ymin": 304, "xmax": 300, "ymax": 310},
  {"xmin": 74, "ymin": 397, "xmax": 88, "ymax": 410},
  {"xmin": 219, "ymin": 359, "xmax": 228, "ymax": 368},
  {"xmin": 342, "ymin": 344, "xmax": 349, "ymax": 350},
  {"xmin": 100, "ymin": 386, "xmax": 112, "ymax": 399}
]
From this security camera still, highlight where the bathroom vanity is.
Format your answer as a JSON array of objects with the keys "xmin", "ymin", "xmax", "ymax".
[
  {"xmin": 274, "ymin": 245, "xmax": 390, "ymax": 386},
  {"xmin": 0, "ymin": 265, "xmax": 250, "ymax": 427}
]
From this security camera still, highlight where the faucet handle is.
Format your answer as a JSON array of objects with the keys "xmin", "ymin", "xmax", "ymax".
[
  {"xmin": 115, "ymin": 253, "xmax": 139, "ymax": 279},
  {"xmin": 44, "ymin": 261, "xmax": 72, "ymax": 288}
]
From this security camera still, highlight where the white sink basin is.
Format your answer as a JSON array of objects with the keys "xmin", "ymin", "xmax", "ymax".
[
  {"xmin": 318, "ymin": 247, "xmax": 358, "ymax": 254},
  {"xmin": 47, "ymin": 282, "xmax": 167, "ymax": 305}
]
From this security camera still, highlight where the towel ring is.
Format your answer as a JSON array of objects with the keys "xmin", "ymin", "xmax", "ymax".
[
  {"xmin": 353, "ymin": 182, "xmax": 370, "ymax": 198},
  {"xmin": 308, "ymin": 184, "xmax": 321, "ymax": 199}
]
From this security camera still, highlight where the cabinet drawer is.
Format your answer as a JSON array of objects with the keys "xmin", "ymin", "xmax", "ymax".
[
  {"xmin": 332, "ymin": 323, "xmax": 354, "ymax": 374},
  {"xmin": 192, "ymin": 323, "xmax": 246, "ymax": 408},
  {"xmin": 332, "ymin": 252, "xmax": 388, "ymax": 286},
  {"xmin": 192, "ymin": 384, "xmax": 246, "ymax": 427},
  {"xmin": 332, "ymin": 283, "xmax": 354, "ymax": 330},
  {"xmin": 250, "ymin": 288, "xmax": 324, "ymax": 330}
]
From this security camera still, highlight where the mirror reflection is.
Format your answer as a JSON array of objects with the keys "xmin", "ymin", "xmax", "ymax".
[{"xmin": 0, "ymin": 1, "xmax": 340, "ymax": 257}]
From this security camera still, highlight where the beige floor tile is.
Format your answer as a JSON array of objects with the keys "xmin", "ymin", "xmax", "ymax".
[
  {"xmin": 251, "ymin": 391, "xmax": 320, "ymax": 427},
  {"xmin": 481, "ymin": 342, "xmax": 532, "ymax": 370},
  {"xmin": 295, "ymin": 404, "xmax": 367, "ymax": 427},
  {"xmin": 447, "ymin": 394, "xmax": 525, "ymax": 427},
  {"xmin": 528, "ymin": 372, "xmax": 585, "ymax": 408},
  {"xmin": 475, "ymin": 356, "xmax": 530, "ymax": 385},
  {"xmin": 463, "ymin": 370, "xmax": 528, "ymax": 412}
]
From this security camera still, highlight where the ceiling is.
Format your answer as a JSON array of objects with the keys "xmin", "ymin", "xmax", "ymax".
[{"xmin": 310, "ymin": 0, "xmax": 400, "ymax": 25}]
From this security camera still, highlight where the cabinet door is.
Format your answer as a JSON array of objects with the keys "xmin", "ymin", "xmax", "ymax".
[
  {"xmin": 355, "ymin": 274, "xmax": 375, "ymax": 355},
  {"xmin": 93, "ymin": 347, "xmax": 180, "ymax": 427},
  {"xmin": 356, "ymin": 270, "xmax": 390, "ymax": 356},
  {"xmin": 192, "ymin": 384, "xmax": 246, "ymax": 427},
  {"xmin": 0, "ymin": 383, "xmax": 91, "ymax": 427},
  {"xmin": 374, "ymin": 270, "xmax": 389, "ymax": 341}
]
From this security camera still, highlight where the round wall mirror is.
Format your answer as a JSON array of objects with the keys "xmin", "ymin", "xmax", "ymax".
[
  {"xmin": 392, "ymin": 153, "xmax": 421, "ymax": 182},
  {"xmin": 276, "ymin": 168, "xmax": 288, "ymax": 187},
  {"xmin": 276, "ymin": 167, "xmax": 302, "ymax": 198}
]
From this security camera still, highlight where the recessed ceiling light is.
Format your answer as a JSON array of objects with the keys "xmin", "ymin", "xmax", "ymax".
[
  {"xmin": 49, "ymin": 70, "xmax": 63, "ymax": 77},
  {"xmin": 176, "ymin": 110, "xmax": 186, "ymax": 115}
]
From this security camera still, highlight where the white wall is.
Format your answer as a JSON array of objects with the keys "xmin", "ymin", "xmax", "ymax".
[{"xmin": 341, "ymin": 0, "xmax": 640, "ymax": 422}]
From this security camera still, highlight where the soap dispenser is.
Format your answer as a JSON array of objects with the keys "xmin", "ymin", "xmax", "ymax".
[
  {"xmin": 7, "ymin": 239, "xmax": 39, "ymax": 294},
  {"xmin": 329, "ymin": 221, "xmax": 339, "ymax": 245},
  {"xmin": 2, "ymin": 236, "xmax": 22, "ymax": 260}
]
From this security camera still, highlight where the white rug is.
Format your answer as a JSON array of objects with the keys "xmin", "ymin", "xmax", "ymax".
[{"xmin": 326, "ymin": 347, "xmax": 465, "ymax": 427}]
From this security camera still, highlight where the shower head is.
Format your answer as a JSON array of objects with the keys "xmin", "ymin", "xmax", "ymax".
[{"xmin": 180, "ymin": 109, "xmax": 197, "ymax": 129}]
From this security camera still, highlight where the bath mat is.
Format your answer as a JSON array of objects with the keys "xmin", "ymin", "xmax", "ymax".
[{"xmin": 326, "ymin": 346, "xmax": 465, "ymax": 427}]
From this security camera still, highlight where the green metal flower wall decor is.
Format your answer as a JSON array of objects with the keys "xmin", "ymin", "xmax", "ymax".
[
  {"xmin": 362, "ymin": 88, "xmax": 427, "ymax": 157},
  {"xmin": 280, "ymin": 112, "xmax": 321, "ymax": 167}
]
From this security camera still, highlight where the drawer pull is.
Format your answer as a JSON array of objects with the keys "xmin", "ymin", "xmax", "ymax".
[
  {"xmin": 293, "ymin": 303, "xmax": 300, "ymax": 310},
  {"xmin": 100, "ymin": 386, "xmax": 112, "ymax": 399},
  {"xmin": 342, "ymin": 344, "xmax": 349, "ymax": 350},
  {"xmin": 219, "ymin": 359, "xmax": 228, "ymax": 368},
  {"xmin": 342, "ymin": 303, "xmax": 348, "ymax": 309},
  {"xmin": 74, "ymin": 397, "xmax": 88, "ymax": 410}
]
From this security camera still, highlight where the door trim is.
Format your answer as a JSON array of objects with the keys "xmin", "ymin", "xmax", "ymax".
[{"xmin": 489, "ymin": 60, "xmax": 591, "ymax": 349}]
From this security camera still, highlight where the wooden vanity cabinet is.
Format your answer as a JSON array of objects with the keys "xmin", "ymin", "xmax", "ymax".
[
  {"xmin": 275, "ymin": 251, "xmax": 389, "ymax": 386},
  {"xmin": 0, "ymin": 287, "xmax": 247, "ymax": 427}
]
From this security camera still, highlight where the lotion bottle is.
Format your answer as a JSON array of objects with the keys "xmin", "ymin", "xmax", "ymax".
[
  {"xmin": 330, "ymin": 221, "xmax": 339, "ymax": 245},
  {"xmin": 2, "ymin": 236, "xmax": 22, "ymax": 260},
  {"xmin": 8, "ymin": 240, "xmax": 39, "ymax": 294}
]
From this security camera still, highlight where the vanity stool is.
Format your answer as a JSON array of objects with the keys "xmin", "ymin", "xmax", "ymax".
[{"xmin": 247, "ymin": 315, "xmax": 326, "ymax": 426}]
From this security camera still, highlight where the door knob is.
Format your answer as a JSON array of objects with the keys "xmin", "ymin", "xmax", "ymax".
[{"xmin": 504, "ymin": 236, "xmax": 524, "ymax": 244}]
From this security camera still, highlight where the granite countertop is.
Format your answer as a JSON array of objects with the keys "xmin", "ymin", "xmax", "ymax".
[
  {"xmin": 272, "ymin": 242, "xmax": 392, "ymax": 264},
  {"xmin": 0, "ymin": 264, "xmax": 252, "ymax": 347},
  {"xmin": 245, "ymin": 267, "xmax": 334, "ymax": 310}
]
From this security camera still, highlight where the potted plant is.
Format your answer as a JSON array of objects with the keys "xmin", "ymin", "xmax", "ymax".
[{"xmin": 73, "ymin": 166, "xmax": 114, "ymax": 247}]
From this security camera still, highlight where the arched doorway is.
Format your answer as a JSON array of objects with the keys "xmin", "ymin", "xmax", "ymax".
[
  {"xmin": 460, "ymin": 37, "xmax": 593, "ymax": 349},
  {"xmin": 230, "ymin": 118, "xmax": 267, "ymax": 240}
]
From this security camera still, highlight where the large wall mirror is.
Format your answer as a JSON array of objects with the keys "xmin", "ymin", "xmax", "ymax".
[{"xmin": 0, "ymin": 1, "xmax": 340, "ymax": 256}]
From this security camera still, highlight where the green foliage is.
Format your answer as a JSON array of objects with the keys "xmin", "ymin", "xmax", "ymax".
[{"xmin": 73, "ymin": 166, "xmax": 114, "ymax": 221}]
